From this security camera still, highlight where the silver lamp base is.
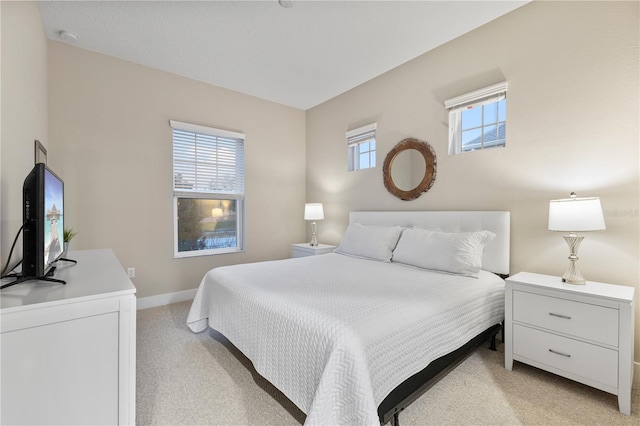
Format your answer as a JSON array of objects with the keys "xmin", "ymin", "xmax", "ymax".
[
  {"xmin": 561, "ymin": 234, "xmax": 585, "ymax": 285},
  {"xmin": 309, "ymin": 221, "xmax": 318, "ymax": 246}
]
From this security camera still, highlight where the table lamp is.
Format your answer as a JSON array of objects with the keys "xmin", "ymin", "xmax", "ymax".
[
  {"xmin": 548, "ymin": 192, "xmax": 606, "ymax": 284},
  {"xmin": 304, "ymin": 203, "xmax": 324, "ymax": 246}
]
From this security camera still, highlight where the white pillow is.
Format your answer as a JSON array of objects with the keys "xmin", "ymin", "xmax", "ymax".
[
  {"xmin": 335, "ymin": 223, "xmax": 404, "ymax": 262},
  {"xmin": 392, "ymin": 228, "xmax": 496, "ymax": 278}
]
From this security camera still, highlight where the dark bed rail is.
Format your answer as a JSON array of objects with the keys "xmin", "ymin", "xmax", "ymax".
[{"xmin": 378, "ymin": 323, "xmax": 502, "ymax": 426}]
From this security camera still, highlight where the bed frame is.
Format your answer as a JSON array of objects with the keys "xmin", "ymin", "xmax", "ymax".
[{"xmin": 349, "ymin": 211, "xmax": 510, "ymax": 426}]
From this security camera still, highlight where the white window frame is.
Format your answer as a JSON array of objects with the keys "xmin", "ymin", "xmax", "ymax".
[
  {"xmin": 170, "ymin": 120, "xmax": 245, "ymax": 258},
  {"xmin": 346, "ymin": 123, "xmax": 377, "ymax": 171},
  {"xmin": 445, "ymin": 82, "xmax": 507, "ymax": 155}
]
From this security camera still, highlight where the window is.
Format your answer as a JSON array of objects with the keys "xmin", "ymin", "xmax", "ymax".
[
  {"xmin": 445, "ymin": 82, "xmax": 507, "ymax": 155},
  {"xmin": 170, "ymin": 120, "xmax": 245, "ymax": 257},
  {"xmin": 346, "ymin": 123, "xmax": 376, "ymax": 171}
]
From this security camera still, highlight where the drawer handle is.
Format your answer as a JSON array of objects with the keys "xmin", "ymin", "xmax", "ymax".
[
  {"xmin": 549, "ymin": 312, "xmax": 571, "ymax": 320},
  {"xmin": 549, "ymin": 349, "xmax": 571, "ymax": 358}
]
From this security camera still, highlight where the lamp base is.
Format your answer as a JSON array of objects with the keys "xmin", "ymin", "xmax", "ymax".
[
  {"xmin": 309, "ymin": 221, "xmax": 318, "ymax": 247},
  {"xmin": 561, "ymin": 234, "xmax": 586, "ymax": 285},
  {"xmin": 562, "ymin": 276, "xmax": 586, "ymax": 285}
]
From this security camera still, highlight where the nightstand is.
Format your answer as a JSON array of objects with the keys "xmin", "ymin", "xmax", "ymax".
[
  {"xmin": 505, "ymin": 272, "xmax": 635, "ymax": 415},
  {"xmin": 290, "ymin": 243, "xmax": 337, "ymax": 258}
]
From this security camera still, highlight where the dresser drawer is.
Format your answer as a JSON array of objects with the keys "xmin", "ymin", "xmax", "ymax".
[
  {"xmin": 513, "ymin": 324, "xmax": 618, "ymax": 389},
  {"xmin": 513, "ymin": 290, "xmax": 618, "ymax": 347}
]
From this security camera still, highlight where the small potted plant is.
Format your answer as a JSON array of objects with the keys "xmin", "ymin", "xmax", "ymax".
[{"xmin": 63, "ymin": 227, "xmax": 77, "ymax": 256}]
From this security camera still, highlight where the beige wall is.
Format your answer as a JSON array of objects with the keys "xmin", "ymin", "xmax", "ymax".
[
  {"xmin": 47, "ymin": 42, "xmax": 306, "ymax": 298},
  {"xmin": 307, "ymin": 1, "xmax": 639, "ymax": 355},
  {"xmin": 0, "ymin": 1, "xmax": 49, "ymax": 268}
]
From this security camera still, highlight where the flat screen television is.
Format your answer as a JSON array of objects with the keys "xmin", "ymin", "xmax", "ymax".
[{"xmin": 22, "ymin": 163, "xmax": 65, "ymax": 278}]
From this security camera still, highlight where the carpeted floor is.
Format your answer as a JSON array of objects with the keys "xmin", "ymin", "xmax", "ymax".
[{"xmin": 136, "ymin": 301, "xmax": 639, "ymax": 425}]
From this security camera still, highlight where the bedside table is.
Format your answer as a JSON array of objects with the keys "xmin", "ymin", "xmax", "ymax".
[
  {"xmin": 290, "ymin": 243, "xmax": 337, "ymax": 258},
  {"xmin": 505, "ymin": 272, "xmax": 635, "ymax": 415}
]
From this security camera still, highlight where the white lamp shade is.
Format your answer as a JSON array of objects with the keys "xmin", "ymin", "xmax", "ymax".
[
  {"xmin": 304, "ymin": 203, "xmax": 324, "ymax": 221},
  {"xmin": 548, "ymin": 196, "xmax": 606, "ymax": 232}
]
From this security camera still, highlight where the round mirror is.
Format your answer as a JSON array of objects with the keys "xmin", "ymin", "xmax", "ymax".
[
  {"xmin": 390, "ymin": 149, "xmax": 427, "ymax": 191},
  {"xmin": 383, "ymin": 138, "xmax": 437, "ymax": 201}
]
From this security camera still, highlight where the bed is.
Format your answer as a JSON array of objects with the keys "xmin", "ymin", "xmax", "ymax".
[{"xmin": 187, "ymin": 211, "xmax": 510, "ymax": 425}]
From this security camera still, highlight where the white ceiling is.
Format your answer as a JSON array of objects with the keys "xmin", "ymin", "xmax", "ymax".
[{"xmin": 38, "ymin": 0, "xmax": 528, "ymax": 110}]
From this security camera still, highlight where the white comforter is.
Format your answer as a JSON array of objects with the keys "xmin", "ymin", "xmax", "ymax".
[{"xmin": 187, "ymin": 253, "xmax": 504, "ymax": 425}]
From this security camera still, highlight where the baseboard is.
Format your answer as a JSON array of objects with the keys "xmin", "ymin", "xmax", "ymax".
[{"xmin": 137, "ymin": 289, "xmax": 197, "ymax": 310}]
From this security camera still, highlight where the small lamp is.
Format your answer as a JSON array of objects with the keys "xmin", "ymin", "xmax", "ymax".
[
  {"xmin": 548, "ymin": 192, "xmax": 606, "ymax": 284},
  {"xmin": 304, "ymin": 203, "xmax": 324, "ymax": 246}
]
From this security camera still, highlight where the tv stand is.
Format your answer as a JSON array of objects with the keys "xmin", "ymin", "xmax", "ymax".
[
  {"xmin": 0, "ymin": 259, "xmax": 78, "ymax": 290},
  {"xmin": 1, "ymin": 249, "xmax": 136, "ymax": 425},
  {"xmin": 0, "ymin": 273, "xmax": 66, "ymax": 289}
]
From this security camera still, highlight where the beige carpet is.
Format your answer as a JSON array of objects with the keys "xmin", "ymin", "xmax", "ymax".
[{"xmin": 136, "ymin": 301, "xmax": 639, "ymax": 425}]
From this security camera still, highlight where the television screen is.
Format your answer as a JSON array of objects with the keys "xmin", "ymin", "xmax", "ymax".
[{"xmin": 44, "ymin": 167, "xmax": 64, "ymax": 270}]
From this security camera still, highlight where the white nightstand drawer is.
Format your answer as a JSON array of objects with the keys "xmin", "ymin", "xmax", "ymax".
[
  {"xmin": 513, "ymin": 290, "xmax": 618, "ymax": 347},
  {"xmin": 513, "ymin": 324, "xmax": 618, "ymax": 389}
]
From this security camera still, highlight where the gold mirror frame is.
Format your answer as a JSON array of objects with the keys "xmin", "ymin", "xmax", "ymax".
[{"xmin": 383, "ymin": 138, "xmax": 437, "ymax": 201}]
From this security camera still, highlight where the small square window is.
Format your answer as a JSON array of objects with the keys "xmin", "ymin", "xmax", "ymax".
[
  {"xmin": 346, "ymin": 123, "xmax": 377, "ymax": 171},
  {"xmin": 459, "ymin": 99, "xmax": 506, "ymax": 152},
  {"xmin": 445, "ymin": 82, "xmax": 507, "ymax": 155}
]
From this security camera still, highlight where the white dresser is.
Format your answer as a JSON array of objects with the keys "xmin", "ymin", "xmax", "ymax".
[
  {"xmin": 505, "ymin": 272, "xmax": 634, "ymax": 415},
  {"xmin": 1, "ymin": 249, "xmax": 136, "ymax": 425},
  {"xmin": 290, "ymin": 243, "xmax": 337, "ymax": 258}
]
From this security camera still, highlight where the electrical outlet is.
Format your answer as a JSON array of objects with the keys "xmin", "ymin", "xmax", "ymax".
[{"xmin": 127, "ymin": 267, "xmax": 135, "ymax": 278}]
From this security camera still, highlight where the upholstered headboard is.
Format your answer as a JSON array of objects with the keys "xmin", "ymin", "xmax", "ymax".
[{"xmin": 349, "ymin": 211, "xmax": 511, "ymax": 276}]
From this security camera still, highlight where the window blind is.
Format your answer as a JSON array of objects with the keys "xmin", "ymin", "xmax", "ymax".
[
  {"xmin": 346, "ymin": 123, "xmax": 377, "ymax": 147},
  {"xmin": 444, "ymin": 81, "xmax": 508, "ymax": 112},
  {"xmin": 170, "ymin": 121, "xmax": 244, "ymax": 197}
]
